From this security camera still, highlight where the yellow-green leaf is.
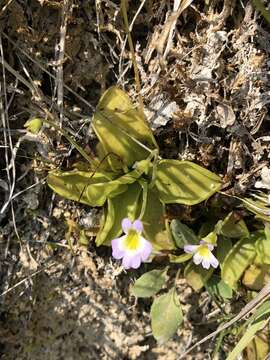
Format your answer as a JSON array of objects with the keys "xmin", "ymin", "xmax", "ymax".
[
  {"xmin": 142, "ymin": 186, "xmax": 175, "ymax": 250},
  {"xmin": 24, "ymin": 117, "xmax": 43, "ymax": 134},
  {"xmin": 131, "ymin": 269, "xmax": 167, "ymax": 298},
  {"xmin": 242, "ymin": 264, "xmax": 270, "ymax": 291},
  {"xmin": 48, "ymin": 170, "xmax": 118, "ymax": 206},
  {"xmin": 245, "ymin": 330, "xmax": 270, "ymax": 360},
  {"xmin": 92, "ymin": 87, "xmax": 157, "ymax": 170},
  {"xmin": 206, "ymin": 275, "xmax": 233, "ymax": 300},
  {"xmin": 47, "ymin": 164, "xmax": 146, "ymax": 207},
  {"xmin": 184, "ymin": 261, "xmax": 214, "ymax": 291},
  {"xmin": 95, "ymin": 182, "xmax": 142, "ymax": 246},
  {"xmin": 169, "ymin": 253, "xmax": 193, "ymax": 263},
  {"xmin": 221, "ymin": 237, "xmax": 256, "ymax": 289},
  {"xmin": 226, "ymin": 306, "xmax": 270, "ymax": 360},
  {"xmin": 155, "ymin": 160, "xmax": 222, "ymax": 205},
  {"xmin": 150, "ymin": 288, "xmax": 183, "ymax": 344},
  {"xmin": 242, "ymin": 194, "xmax": 270, "ymax": 222},
  {"xmin": 255, "ymin": 226, "xmax": 270, "ymax": 264},
  {"xmin": 216, "ymin": 212, "xmax": 249, "ymax": 238},
  {"xmin": 217, "ymin": 236, "xmax": 232, "ymax": 264},
  {"xmin": 170, "ymin": 220, "xmax": 198, "ymax": 248},
  {"xmin": 95, "ymin": 200, "xmax": 114, "ymax": 247}
]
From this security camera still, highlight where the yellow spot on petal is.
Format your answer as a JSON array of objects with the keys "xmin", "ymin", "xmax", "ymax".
[
  {"xmin": 123, "ymin": 229, "xmax": 141, "ymax": 251},
  {"xmin": 197, "ymin": 245, "xmax": 211, "ymax": 259}
]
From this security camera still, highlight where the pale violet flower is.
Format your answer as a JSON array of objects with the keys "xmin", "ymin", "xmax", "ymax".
[
  {"xmin": 184, "ymin": 241, "xmax": 219, "ymax": 270},
  {"xmin": 111, "ymin": 218, "xmax": 152, "ymax": 269}
]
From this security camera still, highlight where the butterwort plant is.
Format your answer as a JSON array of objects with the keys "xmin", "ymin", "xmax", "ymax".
[
  {"xmin": 47, "ymin": 86, "xmax": 222, "ymax": 254},
  {"xmin": 44, "ymin": 87, "xmax": 223, "ymax": 344},
  {"xmin": 43, "ymin": 87, "xmax": 270, "ymax": 348}
]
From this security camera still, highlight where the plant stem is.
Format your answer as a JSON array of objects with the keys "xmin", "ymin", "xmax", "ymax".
[{"xmin": 138, "ymin": 179, "xmax": 148, "ymax": 220}]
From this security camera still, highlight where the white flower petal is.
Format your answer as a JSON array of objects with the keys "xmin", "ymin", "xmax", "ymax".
[
  {"xmin": 209, "ymin": 253, "xmax": 219, "ymax": 268},
  {"xmin": 193, "ymin": 252, "xmax": 203, "ymax": 265},
  {"xmin": 139, "ymin": 237, "xmax": 152, "ymax": 261},
  {"xmin": 122, "ymin": 255, "xmax": 133, "ymax": 269},
  {"xmin": 184, "ymin": 244, "xmax": 199, "ymax": 254},
  {"xmin": 130, "ymin": 255, "xmax": 141, "ymax": 269},
  {"xmin": 111, "ymin": 236, "xmax": 126, "ymax": 259},
  {"xmin": 201, "ymin": 258, "xmax": 211, "ymax": 269}
]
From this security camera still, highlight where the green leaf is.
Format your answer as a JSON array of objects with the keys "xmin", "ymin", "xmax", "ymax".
[
  {"xmin": 150, "ymin": 288, "xmax": 183, "ymax": 343},
  {"xmin": 184, "ymin": 261, "xmax": 214, "ymax": 291},
  {"xmin": 131, "ymin": 269, "xmax": 167, "ymax": 298},
  {"xmin": 142, "ymin": 186, "xmax": 175, "ymax": 250},
  {"xmin": 252, "ymin": 0, "xmax": 270, "ymax": 24},
  {"xmin": 216, "ymin": 212, "xmax": 249, "ymax": 238},
  {"xmin": 245, "ymin": 332, "xmax": 270, "ymax": 360},
  {"xmin": 92, "ymin": 87, "xmax": 157, "ymax": 171},
  {"xmin": 255, "ymin": 226, "xmax": 270, "ymax": 264},
  {"xmin": 221, "ymin": 237, "xmax": 256, "ymax": 289},
  {"xmin": 95, "ymin": 182, "xmax": 142, "ymax": 246},
  {"xmin": 48, "ymin": 170, "xmax": 119, "ymax": 206},
  {"xmin": 169, "ymin": 253, "xmax": 193, "ymax": 263},
  {"xmin": 216, "ymin": 236, "xmax": 232, "ymax": 264},
  {"xmin": 170, "ymin": 220, "xmax": 198, "ymax": 248},
  {"xmin": 95, "ymin": 200, "xmax": 115, "ymax": 247},
  {"xmin": 47, "ymin": 163, "xmax": 147, "ymax": 207},
  {"xmin": 242, "ymin": 194, "xmax": 270, "ymax": 222},
  {"xmin": 206, "ymin": 275, "xmax": 233, "ymax": 300},
  {"xmin": 226, "ymin": 306, "xmax": 270, "ymax": 360},
  {"xmin": 198, "ymin": 221, "xmax": 216, "ymax": 238},
  {"xmin": 97, "ymin": 183, "xmax": 175, "ymax": 249},
  {"xmin": 155, "ymin": 160, "xmax": 222, "ymax": 205},
  {"xmin": 24, "ymin": 117, "xmax": 43, "ymax": 134},
  {"xmin": 247, "ymin": 300, "xmax": 270, "ymax": 325}
]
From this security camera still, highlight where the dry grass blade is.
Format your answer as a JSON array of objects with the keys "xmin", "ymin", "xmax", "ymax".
[
  {"xmin": 179, "ymin": 284, "xmax": 270, "ymax": 359},
  {"xmin": 0, "ymin": 35, "xmax": 22, "ymax": 261},
  {"xmin": 119, "ymin": 0, "xmax": 147, "ymax": 82},
  {"xmin": 54, "ymin": 0, "xmax": 72, "ymax": 127},
  {"xmin": 0, "ymin": 36, "xmax": 16, "ymax": 214},
  {"xmin": 0, "ymin": 262, "xmax": 56, "ymax": 298},
  {"xmin": 0, "ymin": 0, "xmax": 14, "ymax": 14},
  {"xmin": 156, "ymin": 0, "xmax": 193, "ymax": 59},
  {"xmin": 2, "ymin": 32, "xmax": 94, "ymax": 111}
]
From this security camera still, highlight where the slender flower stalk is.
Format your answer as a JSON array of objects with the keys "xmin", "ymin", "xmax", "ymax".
[
  {"xmin": 184, "ymin": 241, "xmax": 219, "ymax": 270},
  {"xmin": 111, "ymin": 218, "xmax": 152, "ymax": 269}
]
